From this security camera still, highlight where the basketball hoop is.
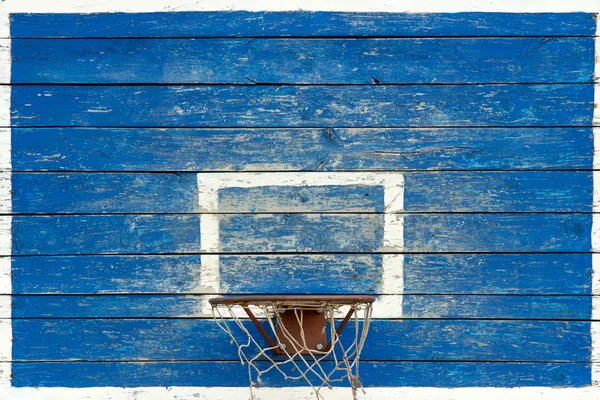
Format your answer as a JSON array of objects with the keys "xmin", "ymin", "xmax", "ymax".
[{"xmin": 209, "ymin": 295, "xmax": 376, "ymax": 399}]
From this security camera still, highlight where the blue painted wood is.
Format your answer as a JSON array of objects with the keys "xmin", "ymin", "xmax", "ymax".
[
  {"xmin": 11, "ymin": 38, "xmax": 595, "ymax": 84},
  {"xmin": 10, "ymin": 12, "xmax": 596, "ymax": 38},
  {"xmin": 11, "ymin": 255, "xmax": 206, "ymax": 294},
  {"xmin": 402, "ymin": 214, "xmax": 591, "ymax": 253},
  {"xmin": 219, "ymin": 213, "xmax": 591, "ymax": 253},
  {"xmin": 12, "ymin": 172, "xmax": 593, "ymax": 213},
  {"xmin": 218, "ymin": 172, "xmax": 593, "ymax": 212},
  {"xmin": 13, "ymin": 127, "xmax": 593, "ymax": 171},
  {"xmin": 11, "ymin": 294, "xmax": 592, "ymax": 319},
  {"xmin": 12, "ymin": 173, "xmax": 199, "ymax": 213},
  {"xmin": 7, "ymin": 10, "xmax": 598, "ymax": 390},
  {"xmin": 12, "ymin": 214, "xmax": 591, "ymax": 255},
  {"xmin": 11, "ymin": 319, "xmax": 591, "ymax": 362},
  {"xmin": 11, "ymin": 254, "xmax": 592, "ymax": 295},
  {"xmin": 215, "ymin": 214, "xmax": 385, "ymax": 253},
  {"xmin": 404, "ymin": 172, "xmax": 593, "ymax": 212},
  {"xmin": 402, "ymin": 254, "xmax": 592, "ymax": 295},
  {"xmin": 12, "ymin": 215, "xmax": 202, "ymax": 255},
  {"xmin": 10, "ymin": 361, "xmax": 591, "ymax": 388},
  {"xmin": 11, "ymin": 85, "xmax": 595, "ymax": 127},
  {"xmin": 400, "ymin": 295, "xmax": 592, "ymax": 320}
]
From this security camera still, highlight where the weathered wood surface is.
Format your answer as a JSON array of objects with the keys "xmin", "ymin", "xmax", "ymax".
[
  {"xmin": 11, "ymin": 319, "xmax": 592, "ymax": 362},
  {"xmin": 10, "ymin": 294, "xmax": 592, "ymax": 319},
  {"xmin": 10, "ymin": 12, "xmax": 597, "ymax": 38},
  {"xmin": 12, "ymin": 215, "xmax": 202, "ymax": 255},
  {"xmin": 11, "ymin": 171, "xmax": 593, "ymax": 213},
  {"xmin": 10, "ymin": 213, "xmax": 591, "ymax": 255},
  {"xmin": 10, "ymin": 38, "xmax": 595, "ymax": 84},
  {"xmin": 10, "ymin": 361, "xmax": 592, "ymax": 387},
  {"xmin": 10, "ymin": 85, "xmax": 595, "ymax": 127},
  {"xmin": 11, "ymin": 254, "xmax": 592, "ymax": 295},
  {"xmin": 12, "ymin": 127, "xmax": 594, "ymax": 171},
  {"xmin": 7, "ymin": 9, "xmax": 598, "ymax": 391}
]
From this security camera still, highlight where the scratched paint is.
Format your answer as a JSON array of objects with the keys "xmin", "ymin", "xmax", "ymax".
[{"xmin": 4, "ymin": 8, "xmax": 599, "ymax": 395}]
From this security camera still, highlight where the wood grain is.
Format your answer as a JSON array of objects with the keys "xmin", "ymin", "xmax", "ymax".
[
  {"xmin": 10, "ymin": 38, "xmax": 594, "ymax": 84},
  {"xmin": 10, "ymin": 85, "xmax": 595, "ymax": 127},
  {"xmin": 12, "ymin": 127, "xmax": 594, "ymax": 172},
  {"xmin": 11, "ymin": 319, "xmax": 592, "ymax": 362},
  {"xmin": 10, "ymin": 360, "xmax": 591, "ymax": 387},
  {"xmin": 9, "ymin": 12, "xmax": 596, "ymax": 38},
  {"xmin": 11, "ymin": 254, "xmax": 592, "ymax": 295}
]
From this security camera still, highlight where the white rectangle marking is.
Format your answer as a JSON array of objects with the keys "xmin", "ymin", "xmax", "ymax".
[{"xmin": 197, "ymin": 172, "xmax": 405, "ymax": 316}]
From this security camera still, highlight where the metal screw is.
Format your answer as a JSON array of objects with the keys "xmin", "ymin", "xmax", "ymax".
[{"xmin": 316, "ymin": 344, "xmax": 324, "ymax": 351}]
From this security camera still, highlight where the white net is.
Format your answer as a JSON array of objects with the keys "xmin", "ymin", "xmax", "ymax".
[{"xmin": 211, "ymin": 299, "xmax": 374, "ymax": 400}]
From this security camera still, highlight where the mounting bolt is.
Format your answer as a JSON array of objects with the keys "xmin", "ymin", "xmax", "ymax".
[
  {"xmin": 279, "ymin": 343, "xmax": 287, "ymax": 351},
  {"xmin": 316, "ymin": 344, "xmax": 324, "ymax": 351}
]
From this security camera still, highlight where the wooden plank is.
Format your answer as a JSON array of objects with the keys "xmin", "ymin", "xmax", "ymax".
[
  {"xmin": 12, "ymin": 127, "xmax": 593, "ymax": 171},
  {"xmin": 404, "ymin": 172, "xmax": 593, "ymax": 212},
  {"xmin": 9, "ymin": 12, "xmax": 596, "ymax": 38},
  {"xmin": 9, "ymin": 361, "xmax": 591, "ymax": 388},
  {"xmin": 11, "ymin": 172, "xmax": 593, "ymax": 213},
  {"xmin": 10, "ymin": 38, "xmax": 595, "ymax": 84},
  {"xmin": 12, "ymin": 215, "xmax": 202, "ymax": 255},
  {"xmin": 10, "ymin": 294, "xmax": 592, "ymax": 320},
  {"xmin": 12, "ymin": 173, "xmax": 200, "ymax": 214},
  {"xmin": 11, "ymin": 319, "xmax": 593, "ymax": 362},
  {"xmin": 219, "ymin": 213, "xmax": 590, "ymax": 253},
  {"xmin": 402, "ymin": 213, "xmax": 591, "ymax": 253},
  {"xmin": 402, "ymin": 253, "xmax": 592, "ymax": 295},
  {"xmin": 11, "ymin": 254, "xmax": 592, "ymax": 295},
  {"xmin": 11, "ymin": 213, "xmax": 591, "ymax": 255},
  {"xmin": 10, "ymin": 85, "xmax": 594, "ymax": 128}
]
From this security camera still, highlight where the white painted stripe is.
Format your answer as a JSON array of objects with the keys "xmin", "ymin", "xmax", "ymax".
[
  {"xmin": 0, "ymin": 130, "xmax": 10, "ymax": 173},
  {"xmin": 0, "ymin": 40, "xmax": 8, "ymax": 86},
  {"xmin": 1, "ymin": 386, "xmax": 600, "ymax": 400},
  {"xmin": 199, "ymin": 214, "xmax": 220, "ymax": 253},
  {"xmin": 0, "ymin": 21, "xmax": 10, "ymax": 391},
  {"xmin": 197, "ymin": 172, "xmax": 405, "ymax": 212}
]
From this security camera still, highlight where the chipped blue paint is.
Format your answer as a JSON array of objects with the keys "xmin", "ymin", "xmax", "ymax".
[
  {"xmin": 11, "ymin": 84, "xmax": 595, "ymax": 127},
  {"xmin": 8, "ymin": 10, "xmax": 598, "ymax": 390},
  {"xmin": 11, "ymin": 128, "xmax": 595, "ymax": 172},
  {"xmin": 10, "ymin": 12, "xmax": 597, "ymax": 38},
  {"xmin": 11, "ymin": 38, "xmax": 595, "ymax": 84},
  {"xmin": 11, "ymin": 253, "xmax": 592, "ymax": 295},
  {"xmin": 11, "ymin": 319, "xmax": 591, "ymax": 362},
  {"xmin": 11, "ymin": 361, "xmax": 590, "ymax": 387}
]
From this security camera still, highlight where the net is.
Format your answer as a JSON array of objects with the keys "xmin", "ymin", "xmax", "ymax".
[{"xmin": 210, "ymin": 295, "xmax": 375, "ymax": 400}]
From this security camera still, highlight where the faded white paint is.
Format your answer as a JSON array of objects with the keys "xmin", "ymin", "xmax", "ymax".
[
  {"xmin": 0, "ymin": 16, "xmax": 10, "ymax": 394},
  {"xmin": 0, "ymin": 40, "xmax": 8, "ymax": 86},
  {"xmin": 2, "ymin": 386, "xmax": 600, "ymax": 400},
  {"xmin": 197, "ymin": 172, "xmax": 405, "ymax": 317}
]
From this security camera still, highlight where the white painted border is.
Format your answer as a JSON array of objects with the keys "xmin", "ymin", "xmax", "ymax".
[
  {"xmin": 0, "ymin": 1, "xmax": 598, "ymax": 397},
  {"xmin": 197, "ymin": 172, "xmax": 404, "ymax": 318}
]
